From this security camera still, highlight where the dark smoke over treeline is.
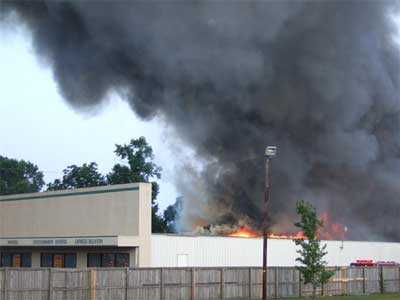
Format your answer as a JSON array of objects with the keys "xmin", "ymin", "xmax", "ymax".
[{"xmin": 2, "ymin": 1, "xmax": 400, "ymax": 241}]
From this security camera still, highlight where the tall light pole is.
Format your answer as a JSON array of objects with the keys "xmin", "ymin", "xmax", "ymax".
[{"xmin": 262, "ymin": 146, "xmax": 277, "ymax": 300}]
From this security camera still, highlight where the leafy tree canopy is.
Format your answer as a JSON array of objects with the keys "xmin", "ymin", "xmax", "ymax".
[
  {"xmin": 0, "ymin": 155, "xmax": 44, "ymax": 195},
  {"xmin": 47, "ymin": 162, "xmax": 106, "ymax": 191},
  {"xmin": 107, "ymin": 137, "xmax": 161, "ymax": 201},
  {"xmin": 107, "ymin": 137, "xmax": 166, "ymax": 232},
  {"xmin": 294, "ymin": 200, "xmax": 334, "ymax": 299},
  {"xmin": 46, "ymin": 137, "xmax": 171, "ymax": 233}
]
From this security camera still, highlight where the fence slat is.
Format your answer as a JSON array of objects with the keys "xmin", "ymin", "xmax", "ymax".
[
  {"xmin": 2, "ymin": 269, "xmax": 6, "ymax": 300},
  {"xmin": 248, "ymin": 267, "xmax": 251, "ymax": 300},
  {"xmin": 125, "ymin": 268, "xmax": 129, "ymax": 300},
  {"xmin": 298, "ymin": 271, "xmax": 301, "ymax": 297},
  {"xmin": 191, "ymin": 268, "xmax": 196, "ymax": 300},
  {"xmin": 160, "ymin": 268, "xmax": 163, "ymax": 300},
  {"xmin": 220, "ymin": 268, "xmax": 224, "ymax": 299},
  {"xmin": 90, "ymin": 269, "xmax": 96, "ymax": 300},
  {"xmin": 274, "ymin": 268, "xmax": 278, "ymax": 299},
  {"xmin": 48, "ymin": 268, "xmax": 52, "ymax": 300}
]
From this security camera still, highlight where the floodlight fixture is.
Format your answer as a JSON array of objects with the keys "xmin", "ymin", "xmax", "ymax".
[{"xmin": 265, "ymin": 146, "xmax": 277, "ymax": 157}]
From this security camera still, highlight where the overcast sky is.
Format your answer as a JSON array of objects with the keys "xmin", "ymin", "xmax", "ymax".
[{"xmin": 0, "ymin": 23, "xmax": 186, "ymax": 211}]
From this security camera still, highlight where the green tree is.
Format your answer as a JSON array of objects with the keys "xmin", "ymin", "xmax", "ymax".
[
  {"xmin": 0, "ymin": 155, "xmax": 44, "ymax": 195},
  {"xmin": 47, "ymin": 162, "xmax": 106, "ymax": 191},
  {"xmin": 107, "ymin": 137, "xmax": 168, "ymax": 233},
  {"xmin": 294, "ymin": 200, "xmax": 334, "ymax": 299}
]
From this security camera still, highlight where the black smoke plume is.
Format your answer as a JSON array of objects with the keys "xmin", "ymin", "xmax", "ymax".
[{"xmin": 2, "ymin": 1, "xmax": 400, "ymax": 240}]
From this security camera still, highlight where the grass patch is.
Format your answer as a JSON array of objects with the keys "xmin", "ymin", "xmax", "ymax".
[{"xmin": 287, "ymin": 294, "xmax": 400, "ymax": 300}]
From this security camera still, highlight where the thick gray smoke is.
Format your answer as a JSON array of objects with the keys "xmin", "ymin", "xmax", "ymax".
[{"xmin": 2, "ymin": 1, "xmax": 400, "ymax": 240}]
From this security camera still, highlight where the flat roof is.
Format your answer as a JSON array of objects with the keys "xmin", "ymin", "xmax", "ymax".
[{"xmin": 0, "ymin": 183, "xmax": 141, "ymax": 202}]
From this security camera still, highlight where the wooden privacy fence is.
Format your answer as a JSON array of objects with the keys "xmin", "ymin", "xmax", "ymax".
[{"xmin": 0, "ymin": 266, "xmax": 399, "ymax": 300}]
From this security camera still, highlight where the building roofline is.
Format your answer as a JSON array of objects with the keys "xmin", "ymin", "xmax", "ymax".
[
  {"xmin": 0, "ymin": 183, "xmax": 143, "ymax": 202},
  {"xmin": 151, "ymin": 233, "xmax": 400, "ymax": 244},
  {"xmin": 152, "ymin": 233, "xmax": 261, "ymax": 239}
]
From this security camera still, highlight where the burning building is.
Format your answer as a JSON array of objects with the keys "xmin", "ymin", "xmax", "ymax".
[
  {"xmin": 1, "ymin": 184, "xmax": 400, "ymax": 268},
  {"xmin": 2, "ymin": 1, "xmax": 400, "ymax": 241}
]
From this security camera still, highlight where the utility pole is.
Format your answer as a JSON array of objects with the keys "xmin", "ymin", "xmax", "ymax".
[{"xmin": 262, "ymin": 146, "xmax": 277, "ymax": 300}]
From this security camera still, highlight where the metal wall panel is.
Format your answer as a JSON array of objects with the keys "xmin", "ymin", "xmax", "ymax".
[{"xmin": 151, "ymin": 235, "xmax": 400, "ymax": 267}]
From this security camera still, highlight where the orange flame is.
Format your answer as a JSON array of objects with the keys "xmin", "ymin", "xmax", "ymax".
[
  {"xmin": 228, "ymin": 227, "xmax": 259, "ymax": 238},
  {"xmin": 227, "ymin": 212, "xmax": 347, "ymax": 240},
  {"xmin": 318, "ymin": 212, "xmax": 347, "ymax": 240},
  {"xmin": 227, "ymin": 227, "xmax": 306, "ymax": 239}
]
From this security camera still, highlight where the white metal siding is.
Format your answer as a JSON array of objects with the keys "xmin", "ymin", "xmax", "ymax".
[
  {"xmin": 151, "ymin": 235, "xmax": 262, "ymax": 267},
  {"xmin": 151, "ymin": 235, "xmax": 400, "ymax": 267}
]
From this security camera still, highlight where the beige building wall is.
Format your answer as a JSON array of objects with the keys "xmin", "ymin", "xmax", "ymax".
[{"xmin": 0, "ymin": 183, "xmax": 152, "ymax": 267}]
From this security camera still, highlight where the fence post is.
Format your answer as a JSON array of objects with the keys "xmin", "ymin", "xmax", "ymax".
[
  {"xmin": 125, "ymin": 268, "xmax": 129, "ymax": 300},
  {"xmin": 274, "ymin": 268, "xmax": 278, "ymax": 299},
  {"xmin": 379, "ymin": 266, "xmax": 384, "ymax": 294},
  {"xmin": 398, "ymin": 267, "xmax": 400, "ymax": 293},
  {"xmin": 220, "ymin": 268, "xmax": 224, "ymax": 299},
  {"xmin": 191, "ymin": 268, "xmax": 196, "ymax": 300},
  {"xmin": 362, "ymin": 268, "xmax": 366, "ymax": 294},
  {"xmin": 248, "ymin": 268, "xmax": 251, "ymax": 300},
  {"xmin": 90, "ymin": 269, "xmax": 97, "ymax": 300},
  {"xmin": 48, "ymin": 268, "xmax": 52, "ymax": 300},
  {"xmin": 160, "ymin": 268, "xmax": 163, "ymax": 300},
  {"xmin": 298, "ymin": 271, "xmax": 302, "ymax": 298},
  {"xmin": 64, "ymin": 270, "xmax": 68, "ymax": 300}
]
